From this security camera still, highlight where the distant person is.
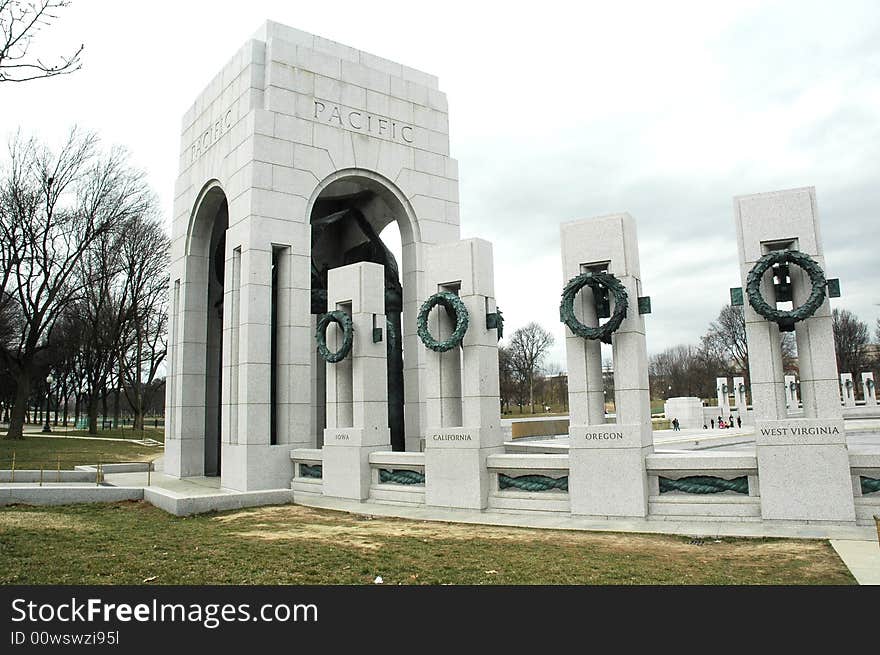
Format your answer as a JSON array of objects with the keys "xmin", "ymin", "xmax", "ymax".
[
  {"xmin": 703, "ymin": 423, "xmax": 707, "ymax": 430},
  {"xmin": 672, "ymin": 418, "xmax": 680, "ymax": 431},
  {"xmin": 737, "ymin": 416, "xmax": 742, "ymax": 428},
  {"xmin": 717, "ymin": 415, "xmax": 723, "ymax": 426},
  {"xmin": 728, "ymin": 415, "xmax": 734, "ymax": 426},
  {"xmin": 710, "ymin": 418, "xmax": 714, "ymax": 429}
]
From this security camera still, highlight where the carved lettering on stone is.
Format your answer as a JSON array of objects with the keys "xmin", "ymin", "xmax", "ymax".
[
  {"xmin": 189, "ymin": 107, "xmax": 234, "ymax": 165},
  {"xmin": 313, "ymin": 99, "xmax": 415, "ymax": 144}
]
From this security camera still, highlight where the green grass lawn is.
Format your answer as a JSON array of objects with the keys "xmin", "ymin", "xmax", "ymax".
[
  {"xmin": 0, "ymin": 502, "xmax": 855, "ymax": 585},
  {"xmin": 0, "ymin": 436, "xmax": 162, "ymax": 470}
]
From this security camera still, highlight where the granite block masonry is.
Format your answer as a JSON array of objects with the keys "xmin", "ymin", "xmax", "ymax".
[
  {"xmin": 166, "ymin": 20, "xmax": 460, "ymax": 491},
  {"xmin": 162, "ymin": 20, "xmax": 866, "ymax": 531},
  {"xmin": 840, "ymin": 373, "xmax": 856, "ymax": 408},
  {"xmin": 862, "ymin": 372, "xmax": 876, "ymax": 406},
  {"xmin": 664, "ymin": 397, "xmax": 703, "ymax": 430},
  {"xmin": 734, "ymin": 187, "xmax": 855, "ymax": 523},
  {"xmin": 422, "ymin": 239, "xmax": 504, "ymax": 510},
  {"xmin": 784, "ymin": 374, "xmax": 799, "ymax": 410},
  {"xmin": 321, "ymin": 262, "xmax": 390, "ymax": 501},
  {"xmin": 562, "ymin": 214, "xmax": 653, "ymax": 518},
  {"xmin": 716, "ymin": 377, "xmax": 731, "ymax": 417}
]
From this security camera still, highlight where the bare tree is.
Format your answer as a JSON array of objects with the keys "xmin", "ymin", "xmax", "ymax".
[
  {"xmin": 74, "ymin": 225, "xmax": 130, "ymax": 435},
  {"xmin": 507, "ymin": 322, "xmax": 554, "ymax": 414},
  {"xmin": 0, "ymin": 1, "xmax": 82, "ymax": 83},
  {"xmin": 704, "ymin": 304, "xmax": 748, "ymax": 374},
  {"xmin": 703, "ymin": 303, "xmax": 798, "ymax": 380},
  {"xmin": 0, "ymin": 128, "xmax": 151, "ymax": 439},
  {"xmin": 832, "ymin": 308, "xmax": 870, "ymax": 378},
  {"xmin": 649, "ymin": 341, "xmax": 728, "ymax": 401},
  {"xmin": 117, "ymin": 212, "xmax": 169, "ymax": 430}
]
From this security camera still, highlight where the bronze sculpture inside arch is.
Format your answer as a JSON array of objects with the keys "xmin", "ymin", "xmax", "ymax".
[{"xmin": 310, "ymin": 205, "xmax": 406, "ymax": 451}]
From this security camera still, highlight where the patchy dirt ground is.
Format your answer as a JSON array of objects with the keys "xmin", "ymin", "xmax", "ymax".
[{"xmin": 0, "ymin": 502, "xmax": 856, "ymax": 585}]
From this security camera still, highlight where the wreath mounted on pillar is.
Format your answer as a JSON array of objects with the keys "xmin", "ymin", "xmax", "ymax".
[
  {"xmin": 746, "ymin": 250, "xmax": 826, "ymax": 331},
  {"xmin": 416, "ymin": 291, "xmax": 469, "ymax": 352},
  {"xmin": 559, "ymin": 271, "xmax": 629, "ymax": 344},
  {"xmin": 315, "ymin": 310, "xmax": 354, "ymax": 363}
]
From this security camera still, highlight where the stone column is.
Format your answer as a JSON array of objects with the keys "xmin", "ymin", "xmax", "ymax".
[
  {"xmin": 733, "ymin": 376, "xmax": 746, "ymax": 413},
  {"xmin": 733, "ymin": 187, "xmax": 853, "ymax": 523},
  {"xmin": 562, "ymin": 214, "xmax": 652, "ymax": 518},
  {"xmin": 422, "ymin": 239, "xmax": 503, "ymax": 509},
  {"xmin": 322, "ymin": 262, "xmax": 390, "ymax": 500},
  {"xmin": 784, "ymin": 374, "xmax": 798, "ymax": 410},
  {"xmin": 840, "ymin": 373, "xmax": 855, "ymax": 407},
  {"xmin": 716, "ymin": 377, "xmax": 730, "ymax": 417},
  {"xmin": 862, "ymin": 372, "xmax": 876, "ymax": 406}
]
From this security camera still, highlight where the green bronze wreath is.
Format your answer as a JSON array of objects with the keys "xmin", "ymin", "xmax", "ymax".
[
  {"xmin": 559, "ymin": 271, "xmax": 629, "ymax": 344},
  {"xmin": 746, "ymin": 250, "xmax": 826, "ymax": 329},
  {"xmin": 315, "ymin": 310, "xmax": 354, "ymax": 363},
  {"xmin": 417, "ymin": 291, "xmax": 469, "ymax": 352}
]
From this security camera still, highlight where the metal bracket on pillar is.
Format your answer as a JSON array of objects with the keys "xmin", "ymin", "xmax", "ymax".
[
  {"xmin": 637, "ymin": 296, "xmax": 651, "ymax": 314},
  {"xmin": 826, "ymin": 278, "xmax": 841, "ymax": 298},
  {"xmin": 730, "ymin": 287, "xmax": 744, "ymax": 306},
  {"xmin": 486, "ymin": 307, "xmax": 504, "ymax": 340}
]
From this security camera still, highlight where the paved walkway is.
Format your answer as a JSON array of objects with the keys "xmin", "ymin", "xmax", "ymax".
[
  {"xmin": 830, "ymin": 540, "xmax": 880, "ymax": 585},
  {"xmin": 103, "ymin": 470, "xmax": 226, "ymax": 496}
]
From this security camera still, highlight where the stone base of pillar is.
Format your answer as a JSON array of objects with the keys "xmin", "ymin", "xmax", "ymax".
[
  {"xmin": 568, "ymin": 422, "xmax": 652, "ymax": 517},
  {"xmin": 220, "ymin": 443, "xmax": 294, "ymax": 491},
  {"xmin": 322, "ymin": 427, "xmax": 391, "ymax": 500},
  {"xmin": 755, "ymin": 418, "xmax": 855, "ymax": 522},
  {"xmin": 424, "ymin": 425, "xmax": 503, "ymax": 509}
]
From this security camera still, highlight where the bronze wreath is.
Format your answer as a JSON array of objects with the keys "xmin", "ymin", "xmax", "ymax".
[
  {"xmin": 746, "ymin": 250, "xmax": 826, "ymax": 330},
  {"xmin": 559, "ymin": 271, "xmax": 629, "ymax": 344},
  {"xmin": 315, "ymin": 310, "xmax": 354, "ymax": 363},
  {"xmin": 417, "ymin": 291, "xmax": 469, "ymax": 352}
]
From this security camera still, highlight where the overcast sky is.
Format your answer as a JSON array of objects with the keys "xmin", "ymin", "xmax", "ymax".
[{"xmin": 4, "ymin": 0, "xmax": 879, "ymax": 370}]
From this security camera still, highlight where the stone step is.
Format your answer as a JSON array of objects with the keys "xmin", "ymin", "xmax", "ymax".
[
  {"xmin": 369, "ymin": 486, "xmax": 425, "ymax": 505},
  {"xmin": 488, "ymin": 495, "xmax": 570, "ymax": 513},
  {"xmin": 649, "ymin": 495, "xmax": 761, "ymax": 518},
  {"xmin": 854, "ymin": 497, "xmax": 880, "ymax": 525},
  {"xmin": 647, "ymin": 514, "xmax": 762, "ymax": 523}
]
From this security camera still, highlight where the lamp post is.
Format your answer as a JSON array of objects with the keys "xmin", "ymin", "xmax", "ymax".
[{"xmin": 42, "ymin": 373, "xmax": 55, "ymax": 433}]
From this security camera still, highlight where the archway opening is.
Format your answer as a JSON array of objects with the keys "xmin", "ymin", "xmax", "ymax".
[
  {"xmin": 309, "ymin": 175, "xmax": 412, "ymax": 451},
  {"xmin": 202, "ymin": 193, "xmax": 228, "ymax": 476}
]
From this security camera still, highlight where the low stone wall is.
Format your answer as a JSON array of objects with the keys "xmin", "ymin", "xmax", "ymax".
[
  {"xmin": 143, "ymin": 488, "xmax": 295, "ymax": 517},
  {"xmin": 850, "ymin": 451, "xmax": 880, "ymax": 526},
  {"xmin": 646, "ymin": 452, "xmax": 760, "ymax": 522},
  {"xmin": 487, "ymin": 453, "xmax": 570, "ymax": 513},
  {"xmin": 843, "ymin": 405, "xmax": 880, "ymax": 420},
  {"xmin": 76, "ymin": 463, "xmax": 152, "ymax": 474},
  {"xmin": 369, "ymin": 451, "xmax": 425, "ymax": 505},
  {"xmin": 290, "ymin": 448, "xmax": 323, "ymax": 495},
  {"xmin": 0, "ymin": 486, "xmax": 144, "ymax": 506},
  {"xmin": 0, "ymin": 470, "xmax": 96, "ymax": 483}
]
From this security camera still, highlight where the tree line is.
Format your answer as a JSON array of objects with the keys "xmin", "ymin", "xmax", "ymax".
[
  {"xmin": 0, "ymin": 128, "xmax": 169, "ymax": 439},
  {"xmin": 650, "ymin": 303, "xmax": 880, "ymax": 402},
  {"xmin": 496, "ymin": 304, "xmax": 880, "ymax": 415}
]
